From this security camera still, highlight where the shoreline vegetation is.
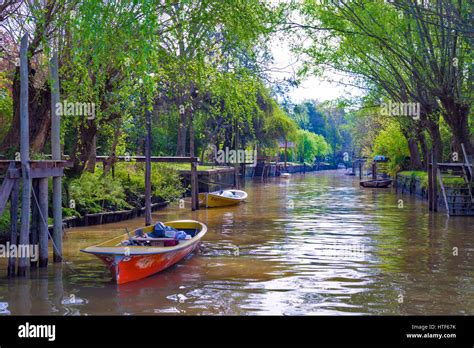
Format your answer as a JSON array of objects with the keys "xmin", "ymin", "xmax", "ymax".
[{"xmin": 0, "ymin": 162, "xmax": 331, "ymax": 241}]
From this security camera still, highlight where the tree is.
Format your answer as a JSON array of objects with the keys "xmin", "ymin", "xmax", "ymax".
[{"xmin": 291, "ymin": 0, "xmax": 472, "ymax": 164}]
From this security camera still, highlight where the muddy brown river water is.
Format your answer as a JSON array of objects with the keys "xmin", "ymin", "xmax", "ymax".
[{"xmin": 0, "ymin": 170, "xmax": 473, "ymax": 315}]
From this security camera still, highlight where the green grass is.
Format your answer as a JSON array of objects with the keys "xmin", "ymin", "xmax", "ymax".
[
  {"xmin": 398, "ymin": 170, "xmax": 470, "ymax": 189},
  {"xmin": 164, "ymin": 163, "xmax": 226, "ymax": 171}
]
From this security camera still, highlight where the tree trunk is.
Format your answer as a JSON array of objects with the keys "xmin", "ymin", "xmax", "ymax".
[
  {"xmin": 426, "ymin": 121, "xmax": 443, "ymax": 163},
  {"xmin": 417, "ymin": 130, "xmax": 428, "ymax": 169},
  {"xmin": 86, "ymin": 134, "xmax": 97, "ymax": 173},
  {"xmin": 407, "ymin": 137, "xmax": 423, "ymax": 170},
  {"xmin": 69, "ymin": 120, "xmax": 97, "ymax": 177},
  {"xmin": 0, "ymin": 67, "xmax": 51, "ymax": 154},
  {"xmin": 450, "ymin": 117, "xmax": 473, "ymax": 159},
  {"xmin": 400, "ymin": 122, "xmax": 423, "ymax": 170},
  {"xmin": 102, "ymin": 127, "xmax": 121, "ymax": 177},
  {"xmin": 440, "ymin": 100, "xmax": 473, "ymax": 156},
  {"xmin": 176, "ymin": 109, "xmax": 187, "ymax": 156}
]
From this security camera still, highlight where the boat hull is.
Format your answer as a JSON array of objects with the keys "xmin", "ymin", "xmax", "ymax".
[
  {"xmin": 199, "ymin": 190, "xmax": 247, "ymax": 208},
  {"xmin": 97, "ymin": 242, "xmax": 200, "ymax": 284},
  {"xmin": 360, "ymin": 179, "xmax": 392, "ymax": 188},
  {"xmin": 81, "ymin": 220, "xmax": 207, "ymax": 284}
]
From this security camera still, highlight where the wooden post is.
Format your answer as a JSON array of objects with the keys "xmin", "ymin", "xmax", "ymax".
[
  {"xmin": 8, "ymin": 178, "xmax": 19, "ymax": 277},
  {"xmin": 191, "ymin": 160, "xmax": 198, "ymax": 211},
  {"xmin": 234, "ymin": 165, "xmax": 240, "ymax": 189},
  {"xmin": 359, "ymin": 160, "xmax": 362, "ymax": 179},
  {"xmin": 189, "ymin": 110, "xmax": 199, "ymax": 210},
  {"xmin": 234, "ymin": 122, "xmax": 240, "ymax": 189},
  {"xmin": 18, "ymin": 34, "xmax": 31, "ymax": 277},
  {"xmin": 38, "ymin": 177, "xmax": 49, "ymax": 267},
  {"xmin": 195, "ymin": 167, "xmax": 200, "ymax": 207},
  {"xmin": 30, "ymin": 180, "xmax": 39, "ymax": 268},
  {"xmin": 432, "ymin": 152, "xmax": 438, "ymax": 212},
  {"xmin": 144, "ymin": 106, "xmax": 152, "ymax": 226},
  {"xmin": 372, "ymin": 161, "xmax": 376, "ymax": 180},
  {"xmin": 50, "ymin": 52, "xmax": 62, "ymax": 263},
  {"xmin": 428, "ymin": 161, "xmax": 433, "ymax": 211}
]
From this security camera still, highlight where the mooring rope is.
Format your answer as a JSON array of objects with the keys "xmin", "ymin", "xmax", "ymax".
[{"xmin": 31, "ymin": 188, "xmax": 75, "ymax": 272}]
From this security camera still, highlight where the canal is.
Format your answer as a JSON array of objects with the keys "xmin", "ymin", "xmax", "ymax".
[{"xmin": 0, "ymin": 170, "xmax": 473, "ymax": 315}]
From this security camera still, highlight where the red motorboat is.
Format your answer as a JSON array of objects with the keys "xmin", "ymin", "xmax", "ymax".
[{"xmin": 81, "ymin": 220, "xmax": 207, "ymax": 284}]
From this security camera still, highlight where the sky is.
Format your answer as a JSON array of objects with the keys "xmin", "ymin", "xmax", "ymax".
[{"xmin": 269, "ymin": 34, "xmax": 365, "ymax": 103}]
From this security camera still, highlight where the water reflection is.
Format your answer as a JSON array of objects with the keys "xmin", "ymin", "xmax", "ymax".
[{"xmin": 0, "ymin": 170, "xmax": 473, "ymax": 315}]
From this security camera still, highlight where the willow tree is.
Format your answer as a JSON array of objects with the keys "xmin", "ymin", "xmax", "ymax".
[
  {"xmin": 0, "ymin": 0, "xmax": 70, "ymax": 154},
  {"xmin": 292, "ymin": 0, "xmax": 472, "ymax": 163},
  {"xmin": 153, "ymin": 0, "xmax": 277, "ymax": 156},
  {"xmin": 264, "ymin": 102, "xmax": 298, "ymax": 166},
  {"xmin": 60, "ymin": 0, "xmax": 164, "ymax": 175}
]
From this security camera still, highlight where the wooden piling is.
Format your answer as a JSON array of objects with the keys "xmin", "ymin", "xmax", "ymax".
[
  {"xmin": 18, "ymin": 34, "xmax": 31, "ymax": 277},
  {"xmin": 50, "ymin": 52, "xmax": 62, "ymax": 262},
  {"xmin": 189, "ymin": 111, "xmax": 199, "ymax": 211},
  {"xmin": 432, "ymin": 156, "xmax": 438, "ymax": 212},
  {"xmin": 234, "ymin": 164, "xmax": 240, "ymax": 189},
  {"xmin": 372, "ymin": 161, "xmax": 376, "ymax": 180},
  {"xmin": 30, "ymin": 180, "xmax": 39, "ymax": 268},
  {"xmin": 428, "ymin": 162, "xmax": 433, "ymax": 211},
  {"xmin": 8, "ymin": 178, "xmax": 19, "ymax": 277},
  {"xmin": 191, "ymin": 161, "xmax": 198, "ymax": 211},
  {"xmin": 38, "ymin": 177, "xmax": 49, "ymax": 267},
  {"xmin": 144, "ymin": 106, "xmax": 152, "ymax": 225}
]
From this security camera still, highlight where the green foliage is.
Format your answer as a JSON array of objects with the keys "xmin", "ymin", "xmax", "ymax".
[
  {"xmin": 373, "ymin": 121, "xmax": 410, "ymax": 176},
  {"xmin": 295, "ymin": 129, "xmax": 331, "ymax": 163},
  {"xmin": 0, "ymin": 86, "xmax": 13, "ymax": 144},
  {"xmin": 398, "ymin": 171, "xmax": 428, "ymax": 190},
  {"xmin": 0, "ymin": 209, "xmax": 10, "ymax": 238},
  {"xmin": 398, "ymin": 170, "xmax": 470, "ymax": 190},
  {"xmin": 263, "ymin": 103, "xmax": 298, "ymax": 148},
  {"xmin": 113, "ymin": 163, "xmax": 186, "ymax": 206},
  {"xmin": 67, "ymin": 172, "xmax": 131, "ymax": 216}
]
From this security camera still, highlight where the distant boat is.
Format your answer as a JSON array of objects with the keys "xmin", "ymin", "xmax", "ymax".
[
  {"xmin": 199, "ymin": 189, "xmax": 248, "ymax": 208},
  {"xmin": 281, "ymin": 173, "xmax": 291, "ymax": 179},
  {"xmin": 81, "ymin": 220, "xmax": 207, "ymax": 284},
  {"xmin": 360, "ymin": 179, "xmax": 392, "ymax": 188}
]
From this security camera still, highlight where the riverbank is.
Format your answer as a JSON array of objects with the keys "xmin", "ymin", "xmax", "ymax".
[
  {"xmin": 0, "ymin": 163, "xmax": 344, "ymax": 242},
  {"xmin": 396, "ymin": 170, "xmax": 474, "ymax": 216}
]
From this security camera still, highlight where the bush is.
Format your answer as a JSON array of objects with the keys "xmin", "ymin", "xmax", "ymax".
[
  {"xmin": 67, "ymin": 172, "xmax": 131, "ymax": 216},
  {"xmin": 295, "ymin": 129, "xmax": 332, "ymax": 163},
  {"xmin": 0, "ymin": 85, "xmax": 13, "ymax": 145},
  {"xmin": 113, "ymin": 162, "xmax": 186, "ymax": 203},
  {"xmin": 0, "ymin": 209, "xmax": 10, "ymax": 239},
  {"xmin": 373, "ymin": 121, "xmax": 410, "ymax": 176}
]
